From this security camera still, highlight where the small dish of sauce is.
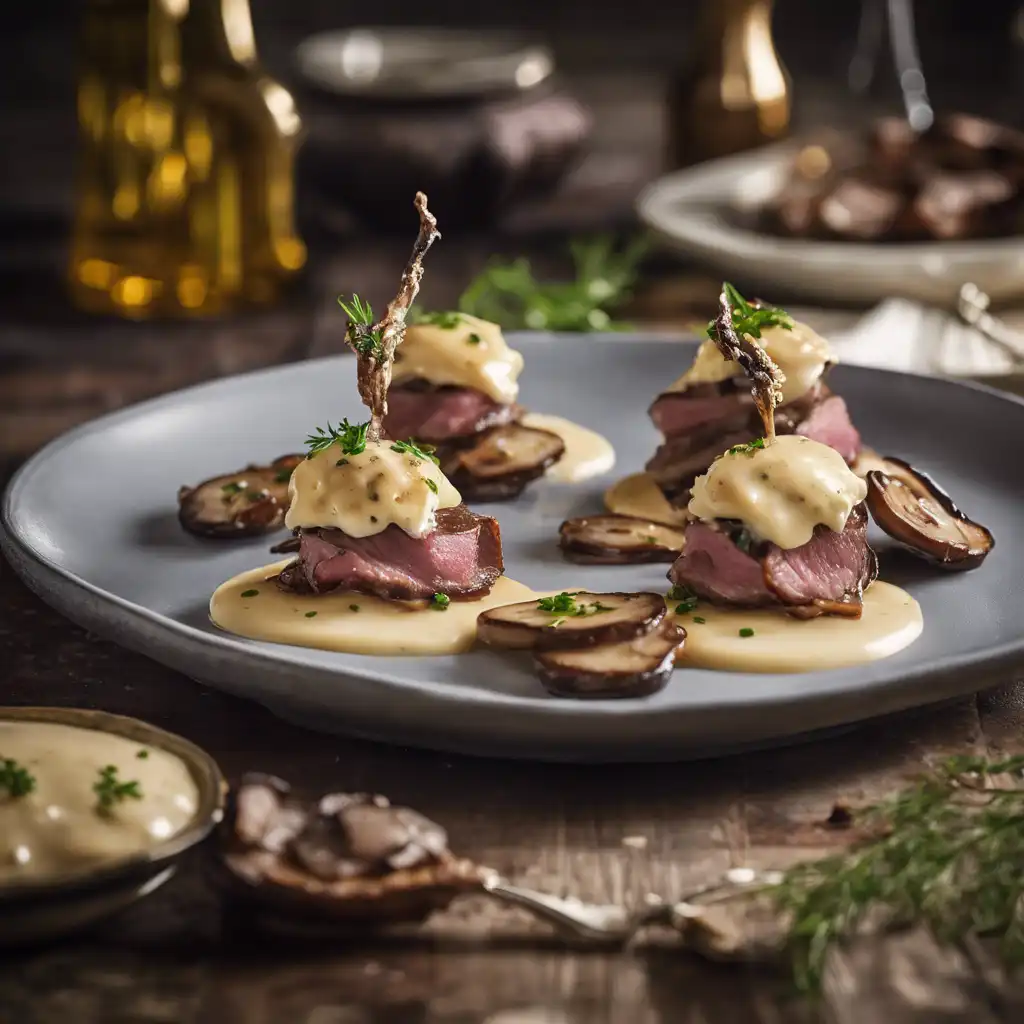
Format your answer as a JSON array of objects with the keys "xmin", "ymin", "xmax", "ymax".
[{"xmin": 1, "ymin": 720, "xmax": 201, "ymax": 884}]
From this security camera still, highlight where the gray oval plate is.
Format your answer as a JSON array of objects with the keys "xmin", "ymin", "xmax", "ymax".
[{"xmin": 3, "ymin": 335, "xmax": 1022, "ymax": 762}]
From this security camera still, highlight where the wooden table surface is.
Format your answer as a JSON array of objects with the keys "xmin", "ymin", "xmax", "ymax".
[{"xmin": 4, "ymin": 61, "xmax": 1024, "ymax": 1024}]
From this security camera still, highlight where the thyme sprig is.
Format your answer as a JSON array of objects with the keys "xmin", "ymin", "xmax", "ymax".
[
  {"xmin": 304, "ymin": 419, "xmax": 369, "ymax": 458},
  {"xmin": 773, "ymin": 754, "xmax": 1024, "ymax": 992},
  {"xmin": 390, "ymin": 439, "xmax": 439, "ymax": 464}
]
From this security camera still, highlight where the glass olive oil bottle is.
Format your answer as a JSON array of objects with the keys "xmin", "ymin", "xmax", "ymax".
[{"xmin": 70, "ymin": 0, "xmax": 306, "ymax": 318}]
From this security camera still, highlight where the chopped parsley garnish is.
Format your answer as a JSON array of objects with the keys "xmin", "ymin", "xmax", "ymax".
[
  {"xmin": 390, "ymin": 439, "xmax": 439, "ymax": 464},
  {"xmin": 537, "ymin": 592, "xmax": 611, "ymax": 622},
  {"xmin": 692, "ymin": 616, "xmax": 706, "ymax": 624},
  {"xmin": 467, "ymin": 332, "xmax": 482, "ymax": 345},
  {"xmin": 425, "ymin": 477, "xmax": 438, "ymax": 494},
  {"xmin": 304, "ymin": 419, "xmax": 369, "ymax": 458},
  {"xmin": 738, "ymin": 627, "xmax": 755, "ymax": 638},
  {"xmin": 241, "ymin": 589, "xmax": 259, "ymax": 598},
  {"xmin": 705, "ymin": 281, "xmax": 793, "ymax": 342},
  {"xmin": 432, "ymin": 593, "xmax": 450, "ymax": 610},
  {"xmin": 338, "ymin": 294, "xmax": 384, "ymax": 358},
  {"xmin": 726, "ymin": 437, "xmax": 766, "ymax": 457},
  {"xmin": 221, "ymin": 481, "xmax": 245, "ymax": 498},
  {"xmin": 0, "ymin": 758, "xmax": 36, "ymax": 798},
  {"xmin": 644, "ymin": 535, "xmax": 658, "ymax": 544},
  {"xmin": 667, "ymin": 584, "xmax": 699, "ymax": 615},
  {"xmin": 336, "ymin": 458, "xmax": 349, "ymax": 467},
  {"xmin": 136, "ymin": 749, "xmax": 149, "ymax": 760},
  {"xmin": 304, "ymin": 611, "xmax": 318, "ymax": 618},
  {"xmin": 414, "ymin": 310, "xmax": 463, "ymax": 329},
  {"xmin": 93, "ymin": 765, "xmax": 143, "ymax": 815},
  {"xmin": 274, "ymin": 468, "xmax": 293, "ymax": 483},
  {"xmin": 349, "ymin": 604, "xmax": 360, "ymax": 612}
]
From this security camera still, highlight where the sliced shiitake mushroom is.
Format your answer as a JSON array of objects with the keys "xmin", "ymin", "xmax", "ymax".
[
  {"xmin": 178, "ymin": 454, "xmax": 303, "ymax": 538},
  {"xmin": 534, "ymin": 619, "xmax": 685, "ymax": 699},
  {"xmin": 218, "ymin": 773, "xmax": 486, "ymax": 927},
  {"xmin": 477, "ymin": 592, "xmax": 667, "ymax": 650},
  {"xmin": 445, "ymin": 424, "xmax": 565, "ymax": 501},
  {"xmin": 559, "ymin": 514, "xmax": 687, "ymax": 564},
  {"xmin": 865, "ymin": 456, "xmax": 994, "ymax": 571}
]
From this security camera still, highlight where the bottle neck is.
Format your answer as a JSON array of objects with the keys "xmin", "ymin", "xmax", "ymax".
[{"xmin": 181, "ymin": 0, "xmax": 260, "ymax": 69}]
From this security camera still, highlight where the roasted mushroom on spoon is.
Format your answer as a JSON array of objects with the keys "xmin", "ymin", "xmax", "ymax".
[
  {"xmin": 218, "ymin": 774, "xmax": 487, "ymax": 927},
  {"xmin": 865, "ymin": 457, "xmax": 994, "ymax": 570}
]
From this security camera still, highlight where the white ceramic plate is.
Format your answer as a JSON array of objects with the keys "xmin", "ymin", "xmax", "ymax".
[
  {"xmin": 637, "ymin": 144, "xmax": 1024, "ymax": 307},
  {"xmin": 3, "ymin": 335, "xmax": 1023, "ymax": 762}
]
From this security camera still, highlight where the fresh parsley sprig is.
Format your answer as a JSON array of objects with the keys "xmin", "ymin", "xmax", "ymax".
[
  {"xmin": 338, "ymin": 294, "xmax": 385, "ymax": 358},
  {"xmin": 93, "ymin": 764, "xmax": 143, "ymax": 815},
  {"xmin": 304, "ymin": 419, "xmax": 370, "ymax": 458},
  {"xmin": 706, "ymin": 282, "xmax": 794, "ymax": 342},
  {"xmin": 536, "ymin": 592, "xmax": 612, "ymax": 621},
  {"xmin": 0, "ymin": 757, "xmax": 36, "ymax": 798},
  {"xmin": 726, "ymin": 437, "xmax": 767, "ymax": 457}
]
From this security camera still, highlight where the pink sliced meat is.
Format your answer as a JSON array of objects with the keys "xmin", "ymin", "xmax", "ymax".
[
  {"xmin": 279, "ymin": 504, "xmax": 503, "ymax": 602},
  {"xmin": 794, "ymin": 395, "xmax": 862, "ymax": 464},
  {"xmin": 383, "ymin": 384, "xmax": 516, "ymax": 442}
]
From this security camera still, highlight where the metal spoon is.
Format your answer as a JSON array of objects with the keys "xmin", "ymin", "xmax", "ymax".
[{"xmin": 956, "ymin": 283, "xmax": 1024, "ymax": 365}]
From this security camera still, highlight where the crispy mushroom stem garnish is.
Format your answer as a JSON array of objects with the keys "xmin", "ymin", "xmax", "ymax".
[
  {"xmin": 865, "ymin": 457, "xmax": 994, "ymax": 571},
  {"xmin": 344, "ymin": 192, "xmax": 441, "ymax": 442},
  {"xmin": 219, "ymin": 773, "xmax": 486, "ymax": 926},
  {"xmin": 709, "ymin": 289, "xmax": 786, "ymax": 442}
]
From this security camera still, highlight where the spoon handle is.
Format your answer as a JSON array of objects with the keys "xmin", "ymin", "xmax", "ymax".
[{"xmin": 957, "ymin": 283, "xmax": 1024, "ymax": 364}]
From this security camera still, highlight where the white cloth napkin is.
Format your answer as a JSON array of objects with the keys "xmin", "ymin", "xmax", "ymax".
[{"xmin": 830, "ymin": 299, "xmax": 1017, "ymax": 378}]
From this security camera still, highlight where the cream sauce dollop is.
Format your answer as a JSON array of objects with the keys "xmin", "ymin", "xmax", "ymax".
[
  {"xmin": 688, "ymin": 435, "xmax": 868, "ymax": 549},
  {"xmin": 0, "ymin": 721, "xmax": 198, "ymax": 883},
  {"xmin": 211, "ymin": 561, "xmax": 540, "ymax": 656},
  {"xmin": 669, "ymin": 320, "xmax": 833, "ymax": 404},
  {"xmin": 286, "ymin": 440, "xmax": 461, "ymax": 539},
  {"xmin": 394, "ymin": 315, "xmax": 524, "ymax": 405},
  {"xmin": 519, "ymin": 413, "xmax": 616, "ymax": 483}
]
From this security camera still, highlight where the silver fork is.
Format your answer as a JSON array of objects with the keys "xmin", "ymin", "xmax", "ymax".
[{"xmin": 481, "ymin": 867, "xmax": 784, "ymax": 944}]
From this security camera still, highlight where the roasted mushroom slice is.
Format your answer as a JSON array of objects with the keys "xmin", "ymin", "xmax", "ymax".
[
  {"xmin": 445, "ymin": 424, "xmax": 565, "ymax": 501},
  {"xmin": 534, "ymin": 619, "xmax": 685, "ymax": 699},
  {"xmin": 865, "ymin": 457, "xmax": 994, "ymax": 571},
  {"xmin": 178, "ymin": 455, "xmax": 303, "ymax": 538},
  {"xmin": 218, "ymin": 774, "xmax": 486, "ymax": 927},
  {"xmin": 478, "ymin": 592, "xmax": 667, "ymax": 650},
  {"xmin": 559, "ymin": 515, "xmax": 687, "ymax": 564}
]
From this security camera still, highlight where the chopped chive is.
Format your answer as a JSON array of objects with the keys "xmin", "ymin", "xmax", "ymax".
[
  {"xmin": 136, "ymin": 749, "xmax": 149, "ymax": 759},
  {"xmin": 304, "ymin": 611, "xmax": 318, "ymax": 618},
  {"xmin": 739, "ymin": 627, "xmax": 755, "ymax": 638},
  {"xmin": 675, "ymin": 598, "xmax": 699, "ymax": 614},
  {"xmin": 425, "ymin": 478, "xmax": 439, "ymax": 494},
  {"xmin": 349, "ymin": 604, "xmax": 360, "ymax": 612},
  {"xmin": 467, "ymin": 332, "xmax": 482, "ymax": 345},
  {"xmin": 336, "ymin": 458, "xmax": 349, "ymax": 467},
  {"xmin": 692, "ymin": 616, "xmax": 706, "ymax": 624},
  {"xmin": 241, "ymin": 589, "xmax": 259, "ymax": 598},
  {"xmin": 432, "ymin": 593, "xmax": 451, "ymax": 610}
]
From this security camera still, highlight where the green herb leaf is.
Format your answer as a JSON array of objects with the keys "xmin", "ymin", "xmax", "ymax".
[
  {"xmin": 305, "ymin": 419, "xmax": 370, "ymax": 458},
  {"xmin": 467, "ymin": 332, "xmax": 482, "ymax": 345},
  {"xmin": 240, "ymin": 589, "xmax": 259, "ymax": 598},
  {"xmin": 726, "ymin": 437, "xmax": 767, "ymax": 458},
  {"xmin": 221, "ymin": 481, "xmax": 245, "ymax": 497},
  {"xmin": 457, "ymin": 234, "xmax": 649, "ymax": 332},
  {"xmin": 675, "ymin": 598, "xmax": 699, "ymax": 614},
  {"xmin": 304, "ymin": 611, "xmax": 318, "ymax": 618},
  {"xmin": 413, "ymin": 310, "xmax": 463, "ymax": 329},
  {"xmin": 136, "ymin": 749, "xmax": 149, "ymax": 760},
  {"xmin": 390, "ymin": 439, "xmax": 439, "ymax": 464},
  {"xmin": 274, "ymin": 468, "xmax": 293, "ymax": 483},
  {"xmin": 733, "ymin": 528, "xmax": 756, "ymax": 554},
  {"xmin": 537, "ymin": 591, "xmax": 581, "ymax": 614},
  {"xmin": 692, "ymin": 616, "xmax": 706, "ymax": 624},
  {"xmin": 738, "ymin": 627, "xmax": 755, "ymax": 638},
  {"xmin": 93, "ymin": 764, "xmax": 143, "ymax": 815},
  {"xmin": 431, "ymin": 593, "xmax": 450, "ymax": 610},
  {"xmin": 425, "ymin": 477, "xmax": 438, "ymax": 494},
  {"xmin": 338, "ymin": 294, "xmax": 385, "ymax": 358},
  {"xmin": 705, "ymin": 282, "xmax": 793, "ymax": 342},
  {"xmin": 349, "ymin": 604, "xmax": 360, "ymax": 612},
  {"xmin": 0, "ymin": 758, "xmax": 36, "ymax": 798}
]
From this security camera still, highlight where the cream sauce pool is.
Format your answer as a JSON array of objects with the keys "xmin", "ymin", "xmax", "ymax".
[
  {"xmin": 520, "ymin": 412, "xmax": 616, "ymax": 483},
  {"xmin": 0, "ymin": 721, "xmax": 198, "ymax": 883},
  {"xmin": 674, "ymin": 582, "xmax": 922, "ymax": 673},
  {"xmin": 604, "ymin": 472, "xmax": 688, "ymax": 527},
  {"xmin": 211, "ymin": 561, "xmax": 541, "ymax": 656}
]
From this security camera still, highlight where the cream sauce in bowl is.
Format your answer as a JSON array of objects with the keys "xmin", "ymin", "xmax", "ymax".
[{"xmin": 0, "ymin": 721, "xmax": 201, "ymax": 885}]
